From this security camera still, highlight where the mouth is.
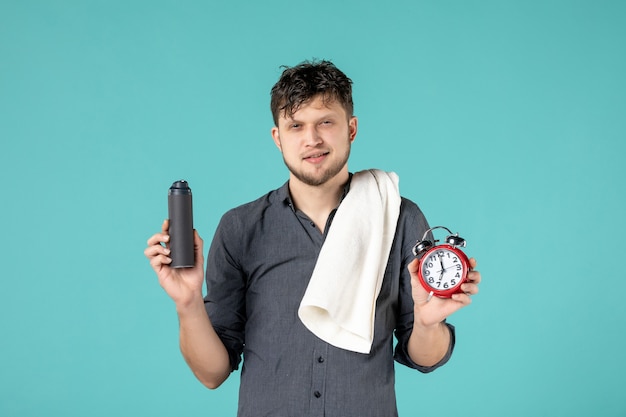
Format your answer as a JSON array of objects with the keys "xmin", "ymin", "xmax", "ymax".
[{"xmin": 303, "ymin": 151, "xmax": 329, "ymax": 163}]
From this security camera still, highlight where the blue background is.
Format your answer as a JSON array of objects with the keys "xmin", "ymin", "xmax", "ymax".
[{"xmin": 1, "ymin": 1, "xmax": 625, "ymax": 416}]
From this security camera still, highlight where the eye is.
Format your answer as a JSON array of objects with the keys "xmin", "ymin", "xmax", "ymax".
[
  {"xmin": 320, "ymin": 120, "xmax": 333, "ymax": 125},
  {"xmin": 290, "ymin": 123, "xmax": 301, "ymax": 129}
]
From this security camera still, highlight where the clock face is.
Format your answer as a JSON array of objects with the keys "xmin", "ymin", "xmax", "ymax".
[{"xmin": 419, "ymin": 245, "xmax": 468, "ymax": 296}]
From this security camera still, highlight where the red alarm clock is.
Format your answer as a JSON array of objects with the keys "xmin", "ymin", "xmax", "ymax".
[{"xmin": 412, "ymin": 226, "xmax": 470, "ymax": 299}]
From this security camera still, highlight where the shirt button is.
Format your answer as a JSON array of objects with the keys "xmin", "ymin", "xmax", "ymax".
[
  {"xmin": 314, "ymin": 391, "xmax": 322, "ymax": 398},
  {"xmin": 317, "ymin": 356, "xmax": 325, "ymax": 363}
]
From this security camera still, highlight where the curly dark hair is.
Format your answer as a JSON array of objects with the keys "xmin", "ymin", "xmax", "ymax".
[{"xmin": 270, "ymin": 60, "xmax": 353, "ymax": 126}]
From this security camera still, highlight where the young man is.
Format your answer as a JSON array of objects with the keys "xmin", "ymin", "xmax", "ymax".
[{"xmin": 145, "ymin": 60, "xmax": 481, "ymax": 417}]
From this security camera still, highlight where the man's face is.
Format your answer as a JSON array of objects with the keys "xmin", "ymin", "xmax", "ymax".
[{"xmin": 271, "ymin": 95, "xmax": 358, "ymax": 187}]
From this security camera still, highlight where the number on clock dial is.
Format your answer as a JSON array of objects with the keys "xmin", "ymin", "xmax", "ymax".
[{"xmin": 421, "ymin": 249, "xmax": 462, "ymax": 290}]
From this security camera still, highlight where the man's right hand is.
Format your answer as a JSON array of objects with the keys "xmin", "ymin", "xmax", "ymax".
[
  {"xmin": 144, "ymin": 219, "xmax": 205, "ymax": 308},
  {"xmin": 144, "ymin": 220, "xmax": 231, "ymax": 389}
]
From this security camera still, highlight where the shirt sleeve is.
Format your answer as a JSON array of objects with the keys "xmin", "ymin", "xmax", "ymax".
[
  {"xmin": 395, "ymin": 321, "xmax": 456, "ymax": 373},
  {"xmin": 393, "ymin": 198, "xmax": 456, "ymax": 373},
  {"xmin": 204, "ymin": 209, "xmax": 247, "ymax": 372}
]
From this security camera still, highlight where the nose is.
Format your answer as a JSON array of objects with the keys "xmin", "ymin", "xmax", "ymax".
[{"xmin": 303, "ymin": 125, "xmax": 323, "ymax": 146}]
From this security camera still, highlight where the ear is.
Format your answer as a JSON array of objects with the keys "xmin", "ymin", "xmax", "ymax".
[
  {"xmin": 271, "ymin": 126, "xmax": 282, "ymax": 152},
  {"xmin": 348, "ymin": 116, "xmax": 358, "ymax": 143}
]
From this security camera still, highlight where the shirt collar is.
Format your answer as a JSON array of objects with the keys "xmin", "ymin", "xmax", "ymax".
[{"xmin": 280, "ymin": 173, "xmax": 354, "ymax": 211}]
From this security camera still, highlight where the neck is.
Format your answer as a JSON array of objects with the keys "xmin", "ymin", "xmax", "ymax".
[{"xmin": 288, "ymin": 170, "xmax": 349, "ymax": 231}]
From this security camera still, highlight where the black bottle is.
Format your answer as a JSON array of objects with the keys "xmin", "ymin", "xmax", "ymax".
[{"xmin": 168, "ymin": 180, "xmax": 194, "ymax": 268}]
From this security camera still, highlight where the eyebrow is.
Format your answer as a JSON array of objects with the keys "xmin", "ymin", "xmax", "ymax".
[{"xmin": 285, "ymin": 112, "xmax": 339, "ymax": 124}]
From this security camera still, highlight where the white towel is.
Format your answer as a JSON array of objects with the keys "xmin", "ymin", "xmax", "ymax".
[{"xmin": 298, "ymin": 169, "xmax": 401, "ymax": 354}]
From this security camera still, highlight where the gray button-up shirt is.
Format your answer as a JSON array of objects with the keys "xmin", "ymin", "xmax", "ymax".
[{"xmin": 204, "ymin": 178, "xmax": 455, "ymax": 417}]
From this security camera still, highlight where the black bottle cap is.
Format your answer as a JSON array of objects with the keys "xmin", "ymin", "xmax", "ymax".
[{"xmin": 169, "ymin": 180, "xmax": 192, "ymax": 195}]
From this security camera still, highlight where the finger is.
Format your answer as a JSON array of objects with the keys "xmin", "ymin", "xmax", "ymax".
[
  {"xmin": 410, "ymin": 273, "xmax": 427, "ymax": 292},
  {"xmin": 193, "ymin": 229, "xmax": 204, "ymax": 250},
  {"xmin": 149, "ymin": 253, "xmax": 172, "ymax": 269},
  {"xmin": 467, "ymin": 270, "xmax": 481, "ymax": 284},
  {"xmin": 410, "ymin": 273, "xmax": 433, "ymax": 305},
  {"xmin": 192, "ymin": 230, "xmax": 205, "ymax": 268},
  {"xmin": 412, "ymin": 287, "xmax": 433, "ymax": 304},
  {"xmin": 461, "ymin": 282, "xmax": 479, "ymax": 296},
  {"xmin": 451, "ymin": 292, "xmax": 472, "ymax": 305},
  {"xmin": 407, "ymin": 258, "xmax": 419, "ymax": 275},
  {"xmin": 162, "ymin": 219, "xmax": 169, "ymax": 233},
  {"xmin": 144, "ymin": 244, "xmax": 171, "ymax": 259},
  {"xmin": 469, "ymin": 257, "xmax": 478, "ymax": 269},
  {"xmin": 146, "ymin": 232, "xmax": 170, "ymax": 247}
]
